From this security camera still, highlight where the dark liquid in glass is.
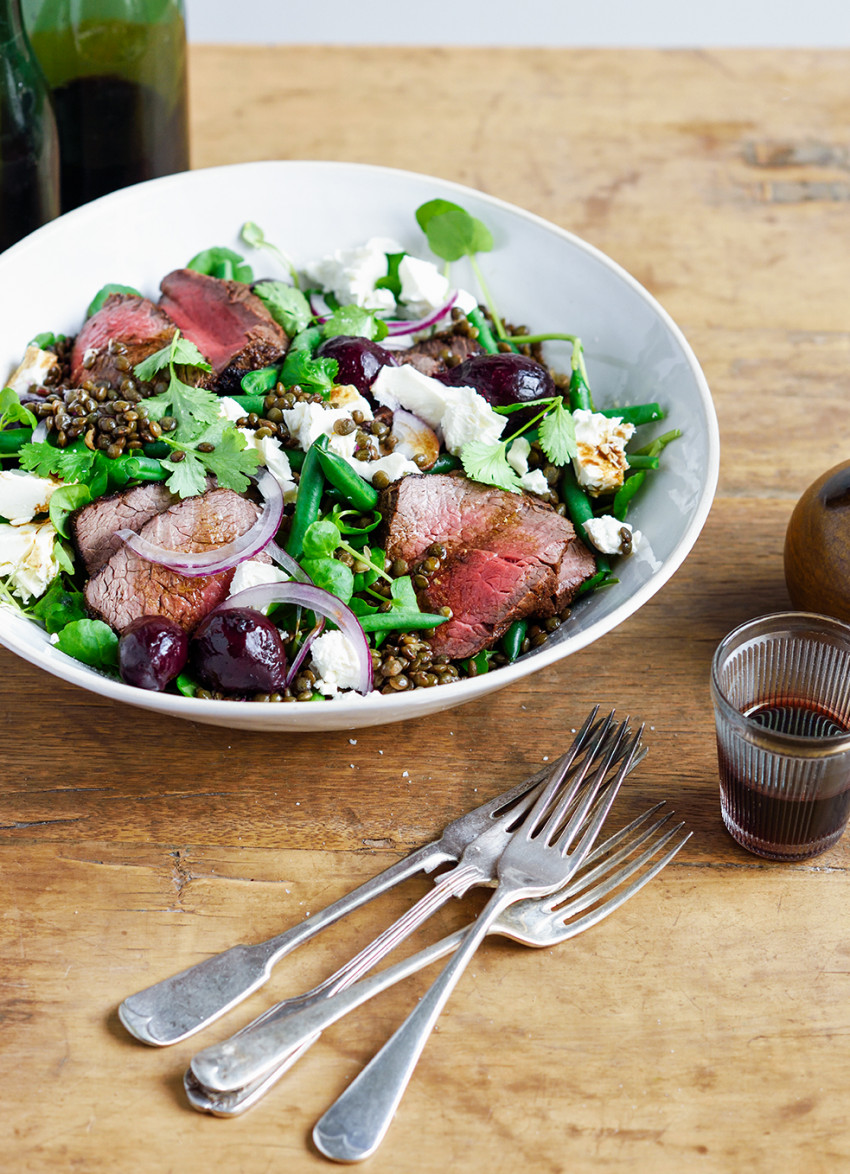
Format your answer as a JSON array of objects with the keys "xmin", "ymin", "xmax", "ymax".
[{"xmin": 719, "ymin": 698, "xmax": 850, "ymax": 852}]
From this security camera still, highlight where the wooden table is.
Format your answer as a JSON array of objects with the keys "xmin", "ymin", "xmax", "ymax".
[{"xmin": 4, "ymin": 47, "xmax": 849, "ymax": 1173}]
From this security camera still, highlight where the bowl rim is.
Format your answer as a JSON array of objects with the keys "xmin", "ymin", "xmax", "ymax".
[{"xmin": 0, "ymin": 158, "xmax": 720, "ymax": 727}]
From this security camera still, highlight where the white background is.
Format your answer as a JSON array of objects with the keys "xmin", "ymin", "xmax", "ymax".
[{"xmin": 183, "ymin": 1, "xmax": 850, "ymax": 47}]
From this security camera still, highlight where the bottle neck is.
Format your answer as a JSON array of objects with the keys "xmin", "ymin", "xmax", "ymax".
[{"xmin": 0, "ymin": 0, "xmax": 26, "ymax": 45}]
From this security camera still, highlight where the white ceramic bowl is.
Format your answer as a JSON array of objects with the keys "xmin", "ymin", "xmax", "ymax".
[{"xmin": 0, "ymin": 161, "xmax": 718, "ymax": 731}]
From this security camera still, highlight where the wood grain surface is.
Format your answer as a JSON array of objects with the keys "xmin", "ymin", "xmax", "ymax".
[{"xmin": 4, "ymin": 47, "xmax": 850, "ymax": 1173}]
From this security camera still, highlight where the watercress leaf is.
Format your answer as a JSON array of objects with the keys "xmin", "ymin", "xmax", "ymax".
[
  {"xmin": 239, "ymin": 222, "xmax": 300, "ymax": 287},
  {"xmin": 30, "ymin": 576, "xmax": 86, "ymax": 633},
  {"xmin": 302, "ymin": 519, "xmax": 342, "ymax": 560},
  {"xmin": 85, "ymin": 283, "xmax": 141, "ymax": 319},
  {"xmin": 28, "ymin": 331, "xmax": 59, "ymax": 348},
  {"xmin": 389, "ymin": 575, "xmax": 420, "ymax": 611},
  {"xmin": 415, "ymin": 199, "xmax": 465, "ymax": 233},
  {"xmin": 349, "ymin": 596, "xmax": 378, "ymax": 617},
  {"xmin": 321, "ymin": 305, "xmax": 388, "ymax": 342},
  {"xmin": 0, "ymin": 386, "xmax": 37, "ymax": 430},
  {"xmin": 56, "ymin": 618, "xmax": 119, "ymax": 669},
  {"xmin": 300, "ymin": 557, "xmax": 354, "ymax": 603},
  {"xmin": 53, "ymin": 538, "xmax": 75, "ymax": 576},
  {"xmin": 280, "ymin": 348, "xmax": 337, "ymax": 397},
  {"xmin": 254, "ymin": 280, "xmax": 312, "ymax": 335},
  {"xmin": 460, "ymin": 440, "xmax": 523, "ymax": 493},
  {"xmin": 49, "ymin": 483, "xmax": 92, "ymax": 539},
  {"xmin": 538, "ymin": 400, "xmax": 578, "ymax": 466},
  {"xmin": 422, "ymin": 208, "xmax": 493, "ymax": 263},
  {"xmin": 160, "ymin": 451, "xmax": 208, "ymax": 499},
  {"xmin": 187, "ymin": 246, "xmax": 254, "ymax": 284}
]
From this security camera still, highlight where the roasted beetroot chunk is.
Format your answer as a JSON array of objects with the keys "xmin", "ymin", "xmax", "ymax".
[
  {"xmin": 381, "ymin": 474, "xmax": 596, "ymax": 658},
  {"xmin": 84, "ymin": 488, "xmax": 263, "ymax": 634},
  {"xmin": 158, "ymin": 269, "xmax": 288, "ymax": 392},
  {"xmin": 69, "ymin": 293, "xmax": 176, "ymax": 388}
]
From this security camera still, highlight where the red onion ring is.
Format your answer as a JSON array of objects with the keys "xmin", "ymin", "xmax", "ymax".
[
  {"xmin": 216, "ymin": 581, "xmax": 373, "ymax": 695},
  {"xmin": 116, "ymin": 469, "xmax": 284, "ymax": 577},
  {"xmin": 284, "ymin": 616, "xmax": 326, "ymax": 687},
  {"xmin": 386, "ymin": 292, "xmax": 458, "ymax": 337},
  {"xmin": 267, "ymin": 540, "xmax": 312, "ymax": 584}
]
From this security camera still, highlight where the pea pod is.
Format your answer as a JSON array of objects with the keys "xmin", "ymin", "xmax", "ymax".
[
  {"xmin": 314, "ymin": 435, "xmax": 379, "ymax": 511},
  {"xmin": 285, "ymin": 441, "xmax": 325, "ymax": 559}
]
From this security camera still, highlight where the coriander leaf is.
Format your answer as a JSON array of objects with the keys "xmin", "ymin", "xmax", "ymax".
[
  {"xmin": 19, "ymin": 441, "xmax": 96, "ymax": 483},
  {"xmin": 160, "ymin": 451, "xmax": 208, "ymax": 498},
  {"xmin": 492, "ymin": 396, "xmax": 557, "ymax": 417},
  {"xmin": 254, "ymin": 280, "xmax": 312, "ymax": 335},
  {"xmin": 187, "ymin": 246, "xmax": 254, "ymax": 283},
  {"xmin": 321, "ymin": 305, "xmax": 388, "ymax": 342},
  {"xmin": 538, "ymin": 400, "xmax": 578, "ymax": 466},
  {"xmin": 460, "ymin": 440, "xmax": 523, "ymax": 493},
  {"xmin": 375, "ymin": 252, "xmax": 406, "ymax": 298},
  {"xmin": 30, "ymin": 576, "xmax": 86, "ymax": 633},
  {"xmin": 133, "ymin": 342, "xmax": 173, "ymax": 382},
  {"xmin": 56, "ymin": 618, "xmax": 119, "ymax": 670},
  {"xmin": 142, "ymin": 339, "xmax": 220, "ymax": 441},
  {"xmin": 0, "ymin": 386, "xmax": 37, "ymax": 431},
  {"xmin": 280, "ymin": 348, "xmax": 337, "ymax": 398},
  {"xmin": 194, "ymin": 427, "xmax": 260, "ymax": 493},
  {"xmin": 170, "ymin": 335, "xmax": 212, "ymax": 372},
  {"xmin": 49, "ymin": 483, "xmax": 92, "ymax": 539},
  {"xmin": 85, "ymin": 283, "xmax": 141, "ymax": 319}
]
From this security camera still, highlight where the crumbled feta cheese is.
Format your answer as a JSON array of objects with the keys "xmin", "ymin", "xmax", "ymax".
[
  {"xmin": 440, "ymin": 386, "xmax": 506, "ymax": 455},
  {"xmin": 5, "ymin": 345, "xmax": 58, "ymax": 396},
  {"xmin": 228, "ymin": 558, "xmax": 290, "ymax": 599},
  {"xmin": 310, "ymin": 630, "xmax": 365, "ymax": 696},
  {"xmin": 282, "ymin": 400, "xmax": 373, "ymax": 453},
  {"xmin": 303, "ymin": 237, "xmax": 402, "ymax": 313},
  {"xmin": 357, "ymin": 451, "xmax": 420, "ymax": 484},
  {"xmin": 519, "ymin": 469, "xmax": 551, "ymax": 496},
  {"xmin": 396, "ymin": 255, "xmax": 479, "ymax": 321},
  {"xmin": 371, "ymin": 364, "xmax": 505, "ymax": 455},
  {"xmin": 506, "ymin": 437, "xmax": 531, "ymax": 476},
  {"xmin": 571, "ymin": 409, "xmax": 635, "ymax": 497},
  {"xmin": 0, "ymin": 470, "xmax": 62, "ymax": 525},
  {"xmin": 583, "ymin": 515, "xmax": 643, "ymax": 556},
  {"xmin": 0, "ymin": 520, "xmax": 61, "ymax": 601},
  {"xmin": 371, "ymin": 363, "xmax": 449, "ymax": 430}
]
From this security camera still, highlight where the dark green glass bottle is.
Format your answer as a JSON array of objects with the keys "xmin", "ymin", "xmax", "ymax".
[
  {"xmin": 0, "ymin": 0, "xmax": 60, "ymax": 250},
  {"xmin": 22, "ymin": 0, "xmax": 189, "ymax": 212}
]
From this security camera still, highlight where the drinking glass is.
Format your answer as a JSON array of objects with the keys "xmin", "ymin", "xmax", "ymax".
[{"xmin": 711, "ymin": 611, "xmax": 850, "ymax": 861}]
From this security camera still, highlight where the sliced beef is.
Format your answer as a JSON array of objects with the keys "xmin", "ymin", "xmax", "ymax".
[
  {"xmin": 71, "ymin": 482, "xmax": 179, "ymax": 575},
  {"xmin": 381, "ymin": 474, "xmax": 596, "ymax": 658},
  {"xmin": 70, "ymin": 294, "xmax": 176, "ymax": 388},
  {"xmin": 85, "ymin": 488, "xmax": 262, "ymax": 634},
  {"xmin": 158, "ymin": 269, "xmax": 288, "ymax": 393},
  {"xmin": 397, "ymin": 332, "xmax": 483, "ymax": 378}
]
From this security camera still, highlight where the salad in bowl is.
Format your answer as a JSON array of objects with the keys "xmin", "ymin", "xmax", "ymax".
[{"xmin": 0, "ymin": 162, "xmax": 717, "ymax": 731}]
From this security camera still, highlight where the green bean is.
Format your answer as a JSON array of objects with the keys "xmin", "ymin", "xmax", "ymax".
[
  {"xmin": 467, "ymin": 307, "xmax": 499, "ymax": 355},
  {"xmin": 0, "ymin": 427, "xmax": 33, "ymax": 454},
  {"xmin": 576, "ymin": 567, "xmax": 615, "ymax": 597},
  {"xmin": 240, "ymin": 366, "xmax": 280, "ymax": 395},
  {"xmin": 559, "ymin": 465, "xmax": 594, "ymax": 530},
  {"xmin": 314, "ymin": 435, "xmax": 379, "ymax": 511},
  {"xmin": 123, "ymin": 455, "xmax": 169, "ymax": 482},
  {"xmin": 143, "ymin": 441, "xmax": 170, "ymax": 459},
  {"xmin": 428, "ymin": 452, "xmax": 462, "ymax": 474},
  {"xmin": 600, "ymin": 403, "xmax": 663, "ymax": 426},
  {"xmin": 568, "ymin": 367, "xmax": 593, "ymax": 412},
  {"xmin": 358, "ymin": 610, "xmax": 449, "ymax": 633},
  {"xmin": 285, "ymin": 441, "xmax": 325, "ymax": 558},
  {"xmin": 612, "ymin": 471, "xmax": 647, "ymax": 521},
  {"xmin": 502, "ymin": 618, "xmax": 527, "ymax": 662},
  {"xmin": 624, "ymin": 454, "xmax": 659, "ymax": 470}
]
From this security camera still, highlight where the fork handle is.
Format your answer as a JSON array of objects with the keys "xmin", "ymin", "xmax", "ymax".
[{"xmin": 313, "ymin": 889, "xmax": 510, "ymax": 1163}]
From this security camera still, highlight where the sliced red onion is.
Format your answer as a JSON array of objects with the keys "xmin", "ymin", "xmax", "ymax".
[
  {"xmin": 267, "ymin": 540, "xmax": 312, "ymax": 584},
  {"xmin": 116, "ymin": 469, "xmax": 284, "ymax": 577},
  {"xmin": 217, "ymin": 581, "xmax": 373, "ymax": 695},
  {"xmin": 386, "ymin": 292, "xmax": 458, "ymax": 337},
  {"xmin": 31, "ymin": 419, "xmax": 48, "ymax": 443},
  {"xmin": 284, "ymin": 616, "xmax": 326, "ymax": 687}
]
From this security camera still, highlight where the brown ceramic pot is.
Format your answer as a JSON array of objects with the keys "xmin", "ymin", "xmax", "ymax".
[{"xmin": 784, "ymin": 460, "xmax": 850, "ymax": 622}]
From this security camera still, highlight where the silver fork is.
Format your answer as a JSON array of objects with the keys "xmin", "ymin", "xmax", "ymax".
[
  {"xmin": 188, "ymin": 712, "xmax": 625, "ymax": 1095},
  {"xmin": 185, "ymin": 804, "xmax": 689, "ymax": 1117},
  {"xmin": 313, "ymin": 719, "xmax": 642, "ymax": 1163},
  {"xmin": 119, "ymin": 709, "xmax": 606, "ymax": 1047}
]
